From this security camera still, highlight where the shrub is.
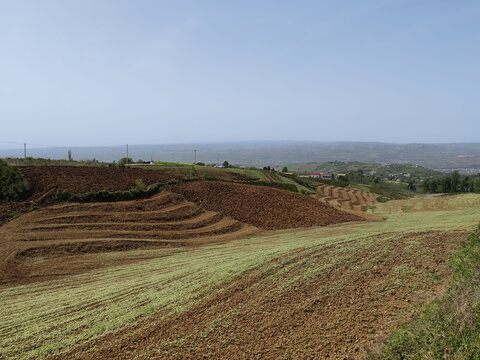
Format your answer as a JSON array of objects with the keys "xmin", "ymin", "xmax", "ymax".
[
  {"xmin": 118, "ymin": 157, "xmax": 133, "ymax": 166},
  {"xmin": 0, "ymin": 160, "xmax": 30, "ymax": 200},
  {"xmin": 55, "ymin": 179, "xmax": 178, "ymax": 203},
  {"xmin": 135, "ymin": 178, "xmax": 147, "ymax": 191}
]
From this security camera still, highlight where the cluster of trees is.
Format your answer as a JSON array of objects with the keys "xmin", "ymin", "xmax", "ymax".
[
  {"xmin": 262, "ymin": 166, "xmax": 288, "ymax": 172},
  {"xmin": 344, "ymin": 170, "xmax": 375, "ymax": 184},
  {"xmin": 422, "ymin": 171, "xmax": 480, "ymax": 193},
  {"xmin": 0, "ymin": 160, "xmax": 30, "ymax": 200}
]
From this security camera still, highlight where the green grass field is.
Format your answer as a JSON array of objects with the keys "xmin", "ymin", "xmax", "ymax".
[{"xmin": 1, "ymin": 194, "xmax": 480, "ymax": 359}]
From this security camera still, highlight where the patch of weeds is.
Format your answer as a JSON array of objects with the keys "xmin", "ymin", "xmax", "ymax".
[
  {"xmin": 1, "ymin": 205, "xmax": 36, "ymax": 225},
  {"xmin": 190, "ymin": 166, "xmax": 198, "ymax": 178},
  {"xmin": 393, "ymin": 265, "xmax": 413, "ymax": 276},
  {"xmin": 134, "ymin": 178, "xmax": 147, "ymax": 191},
  {"xmin": 403, "ymin": 240, "xmax": 421, "ymax": 254},
  {"xmin": 401, "ymin": 205, "xmax": 412, "ymax": 213},
  {"xmin": 392, "ymin": 278, "xmax": 404, "ymax": 288}
]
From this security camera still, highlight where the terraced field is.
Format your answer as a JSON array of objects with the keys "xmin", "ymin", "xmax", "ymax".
[
  {"xmin": 314, "ymin": 184, "xmax": 378, "ymax": 211},
  {"xmin": 0, "ymin": 191, "xmax": 257, "ymax": 284},
  {"xmin": 2, "ymin": 189, "xmax": 480, "ymax": 359}
]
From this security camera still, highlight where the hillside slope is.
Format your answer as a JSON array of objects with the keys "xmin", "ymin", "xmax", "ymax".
[{"xmin": 167, "ymin": 181, "xmax": 363, "ymax": 229}]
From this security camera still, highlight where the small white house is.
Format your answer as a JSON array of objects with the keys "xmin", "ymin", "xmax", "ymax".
[{"xmin": 308, "ymin": 172, "xmax": 335, "ymax": 180}]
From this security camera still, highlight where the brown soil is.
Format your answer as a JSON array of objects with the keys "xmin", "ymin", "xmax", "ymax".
[
  {"xmin": 167, "ymin": 181, "xmax": 364, "ymax": 230},
  {"xmin": 0, "ymin": 191, "xmax": 257, "ymax": 285},
  {"xmin": 59, "ymin": 230, "xmax": 467, "ymax": 360},
  {"xmin": 0, "ymin": 201, "xmax": 35, "ymax": 225},
  {"xmin": 19, "ymin": 166, "xmax": 185, "ymax": 202},
  {"xmin": 0, "ymin": 166, "xmax": 186, "ymax": 224},
  {"xmin": 0, "ymin": 166, "xmax": 276, "ymax": 224}
]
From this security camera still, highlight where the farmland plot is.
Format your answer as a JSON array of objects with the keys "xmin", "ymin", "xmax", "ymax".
[{"xmin": 1, "ymin": 193, "xmax": 480, "ymax": 359}]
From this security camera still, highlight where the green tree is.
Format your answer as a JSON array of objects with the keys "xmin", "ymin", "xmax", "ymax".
[
  {"xmin": 407, "ymin": 180, "xmax": 416, "ymax": 191},
  {"xmin": 441, "ymin": 176, "xmax": 452, "ymax": 193},
  {"xmin": 0, "ymin": 160, "xmax": 30, "ymax": 200},
  {"xmin": 460, "ymin": 176, "xmax": 471, "ymax": 192},
  {"xmin": 118, "ymin": 157, "xmax": 133, "ymax": 166},
  {"xmin": 222, "ymin": 161, "xmax": 229, "ymax": 167},
  {"xmin": 282, "ymin": 166, "xmax": 288, "ymax": 172},
  {"xmin": 451, "ymin": 171, "xmax": 460, "ymax": 192},
  {"xmin": 473, "ymin": 178, "xmax": 480, "ymax": 193},
  {"xmin": 422, "ymin": 179, "xmax": 431, "ymax": 193}
]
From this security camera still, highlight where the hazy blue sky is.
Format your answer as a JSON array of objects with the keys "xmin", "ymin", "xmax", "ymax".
[{"xmin": 1, "ymin": 0, "xmax": 479, "ymax": 148}]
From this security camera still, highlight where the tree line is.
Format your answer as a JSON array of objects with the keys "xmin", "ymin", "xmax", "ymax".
[{"xmin": 422, "ymin": 171, "xmax": 480, "ymax": 193}]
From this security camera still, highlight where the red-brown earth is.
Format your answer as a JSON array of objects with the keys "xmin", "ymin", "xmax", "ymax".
[{"xmin": 167, "ymin": 181, "xmax": 363, "ymax": 230}]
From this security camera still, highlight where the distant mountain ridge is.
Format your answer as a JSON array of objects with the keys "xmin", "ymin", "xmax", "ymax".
[{"xmin": 1, "ymin": 141, "xmax": 480, "ymax": 171}]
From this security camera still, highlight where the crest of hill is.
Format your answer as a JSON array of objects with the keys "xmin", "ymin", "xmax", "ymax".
[{"xmin": 167, "ymin": 181, "xmax": 363, "ymax": 230}]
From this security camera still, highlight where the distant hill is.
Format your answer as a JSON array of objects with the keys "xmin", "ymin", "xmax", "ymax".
[
  {"xmin": 287, "ymin": 161, "xmax": 443, "ymax": 178},
  {"xmin": 1, "ymin": 141, "xmax": 480, "ymax": 172}
]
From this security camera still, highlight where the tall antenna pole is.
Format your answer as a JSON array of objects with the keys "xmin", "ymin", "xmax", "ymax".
[
  {"xmin": 126, "ymin": 144, "xmax": 129, "ymax": 165},
  {"xmin": 194, "ymin": 149, "xmax": 197, "ymax": 164},
  {"xmin": 24, "ymin": 143, "xmax": 26, "ymax": 159}
]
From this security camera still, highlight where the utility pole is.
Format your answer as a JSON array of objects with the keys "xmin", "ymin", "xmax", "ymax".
[
  {"xmin": 126, "ymin": 144, "xmax": 129, "ymax": 165},
  {"xmin": 194, "ymin": 149, "xmax": 197, "ymax": 164},
  {"xmin": 24, "ymin": 143, "xmax": 26, "ymax": 159}
]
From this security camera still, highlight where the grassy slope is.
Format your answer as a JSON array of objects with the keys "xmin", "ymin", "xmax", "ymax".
[
  {"xmin": 130, "ymin": 164, "xmax": 315, "ymax": 193},
  {"xmin": 370, "ymin": 224, "xmax": 480, "ymax": 359},
  {"xmin": 1, "ymin": 195, "xmax": 480, "ymax": 359},
  {"xmin": 221, "ymin": 167, "xmax": 269, "ymax": 181}
]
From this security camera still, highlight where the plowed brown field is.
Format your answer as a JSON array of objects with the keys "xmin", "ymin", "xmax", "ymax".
[
  {"xmin": 19, "ymin": 166, "xmax": 185, "ymax": 202},
  {"xmin": 167, "ymin": 181, "xmax": 363, "ymax": 229},
  {"xmin": 0, "ymin": 166, "xmax": 183, "ymax": 223},
  {"xmin": 0, "ymin": 166, "xmax": 260, "ymax": 224},
  {"xmin": 314, "ymin": 184, "xmax": 378, "ymax": 212},
  {"xmin": 0, "ymin": 191, "xmax": 257, "ymax": 284}
]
